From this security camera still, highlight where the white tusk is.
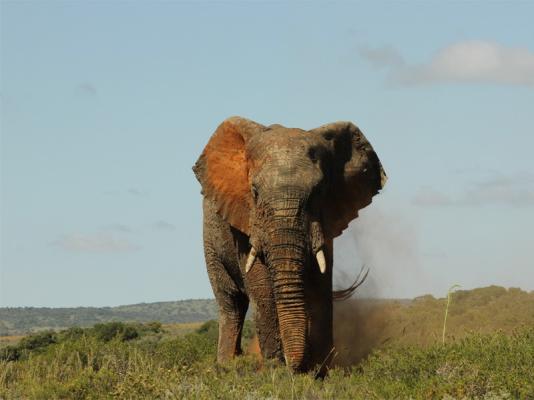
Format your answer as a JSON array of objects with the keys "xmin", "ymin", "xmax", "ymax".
[
  {"xmin": 245, "ymin": 247, "xmax": 257, "ymax": 273},
  {"xmin": 316, "ymin": 249, "xmax": 326, "ymax": 274}
]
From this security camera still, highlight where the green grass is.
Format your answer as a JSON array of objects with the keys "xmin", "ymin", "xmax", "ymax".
[{"xmin": 1, "ymin": 321, "xmax": 533, "ymax": 399}]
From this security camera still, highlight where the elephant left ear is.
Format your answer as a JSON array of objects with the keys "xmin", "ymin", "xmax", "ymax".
[{"xmin": 310, "ymin": 122, "xmax": 387, "ymax": 238}]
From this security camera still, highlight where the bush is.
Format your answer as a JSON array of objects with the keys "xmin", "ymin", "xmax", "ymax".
[
  {"xmin": 0, "ymin": 331, "xmax": 57, "ymax": 362},
  {"xmin": 0, "ymin": 345, "xmax": 20, "ymax": 362},
  {"xmin": 18, "ymin": 331, "xmax": 57, "ymax": 351},
  {"xmin": 91, "ymin": 322, "xmax": 139, "ymax": 342},
  {"xmin": 59, "ymin": 326, "xmax": 85, "ymax": 341},
  {"xmin": 196, "ymin": 319, "xmax": 219, "ymax": 340},
  {"xmin": 144, "ymin": 321, "xmax": 163, "ymax": 334}
]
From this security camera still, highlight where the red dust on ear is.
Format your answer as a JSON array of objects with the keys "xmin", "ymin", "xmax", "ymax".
[{"xmin": 195, "ymin": 119, "xmax": 253, "ymax": 234}]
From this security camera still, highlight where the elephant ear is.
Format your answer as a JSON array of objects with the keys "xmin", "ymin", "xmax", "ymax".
[
  {"xmin": 310, "ymin": 122, "xmax": 387, "ymax": 238},
  {"xmin": 193, "ymin": 117, "xmax": 266, "ymax": 234}
]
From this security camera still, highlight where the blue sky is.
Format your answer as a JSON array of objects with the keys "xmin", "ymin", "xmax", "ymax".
[{"xmin": 1, "ymin": 1, "xmax": 533, "ymax": 307}]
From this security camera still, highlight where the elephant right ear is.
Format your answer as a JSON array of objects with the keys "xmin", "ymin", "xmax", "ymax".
[{"xmin": 193, "ymin": 117, "xmax": 266, "ymax": 235}]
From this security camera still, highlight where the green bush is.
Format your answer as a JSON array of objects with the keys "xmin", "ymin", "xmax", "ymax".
[
  {"xmin": 59, "ymin": 326, "xmax": 85, "ymax": 341},
  {"xmin": 0, "ymin": 345, "xmax": 20, "ymax": 362},
  {"xmin": 91, "ymin": 322, "xmax": 139, "ymax": 342},
  {"xmin": 18, "ymin": 331, "xmax": 57, "ymax": 350},
  {"xmin": 143, "ymin": 321, "xmax": 163, "ymax": 334},
  {"xmin": 196, "ymin": 319, "xmax": 218, "ymax": 337}
]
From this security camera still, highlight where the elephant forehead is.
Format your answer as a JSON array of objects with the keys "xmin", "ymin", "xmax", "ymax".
[{"xmin": 247, "ymin": 128, "xmax": 313, "ymax": 158}]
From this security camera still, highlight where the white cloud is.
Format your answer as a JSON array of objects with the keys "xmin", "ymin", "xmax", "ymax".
[
  {"xmin": 361, "ymin": 41, "xmax": 534, "ymax": 86},
  {"xmin": 52, "ymin": 233, "xmax": 140, "ymax": 253}
]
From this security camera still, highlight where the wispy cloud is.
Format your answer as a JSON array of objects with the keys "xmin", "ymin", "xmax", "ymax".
[
  {"xmin": 358, "ymin": 45, "xmax": 404, "ymax": 69},
  {"xmin": 75, "ymin": 82, "xmax": 97, "ymax": 97},
  {"xmin": 102, "ymin": 188, "xmax": 149, "ymax": 197},
  {"xmin": 412, "ymin": 172, "xmax": 534, "ymax": 207},
  {"xmin": 102, "ymin": 223, "xmax": 133, "ymax": 233},
  {"xmin": 459, "ymin": 172, "xmax": 534, "ymax": 206},
  {"xmin": 52, "ymin": 233, "xmax": 140, "ymax": 253},
  {"xmin": 412, "ymin": 186, "xmax": 453, "ymax": 207},
  {"xmin": 127, "ymin": 187, "xmax": 148, "ymax": 197},
  {"xmin": 360, "ymin": 41, "xmax": 534, "ymax": 87},
  {"xmin": 151, "ymin": 220, "xmax": 176, "ymax": 232}
]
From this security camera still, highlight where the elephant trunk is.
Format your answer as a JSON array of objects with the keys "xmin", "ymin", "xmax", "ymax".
[
  {"xmin": 265, "ymin": 194, "xmax": 309, "ymax": 371},
  {"xmin": 271, "ymin": 252, "xmax": 308, "ymax": 370}
]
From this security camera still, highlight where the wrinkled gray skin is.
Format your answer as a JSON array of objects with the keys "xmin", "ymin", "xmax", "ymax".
[{"xmin": 193, "ymin": 117, "xmax": 385, "ymax": 373}]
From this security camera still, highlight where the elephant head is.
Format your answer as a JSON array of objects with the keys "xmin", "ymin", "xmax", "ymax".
[{"xmin": 193, "ymin": 116, "xmax": 386, "ymax": 371}]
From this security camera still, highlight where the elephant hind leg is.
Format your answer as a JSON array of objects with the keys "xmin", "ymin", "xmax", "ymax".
[
  {"xmin": 203, "ymin": 197, "xmax": 249, "ymax": 362},
  {"xmin": 205, "ymin": 254, "xmax": 248, "ymax": 362},
  {"xmin": 245, "ymin": 258, "xmax": 283, "ymax": 362}
]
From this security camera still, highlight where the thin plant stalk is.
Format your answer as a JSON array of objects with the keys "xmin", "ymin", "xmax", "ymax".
[{"xmin": 442, "ymin": 284, "xmax": 461, "ymax": 344}]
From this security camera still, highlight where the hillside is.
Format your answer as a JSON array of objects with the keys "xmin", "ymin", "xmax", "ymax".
[
  {"xmin": 0, "ymin": 299, "xmax": 218, "ymax": 335},
  {"xmin": 1, "ymin": 286, "xmax": 532, "ymax": 339}
]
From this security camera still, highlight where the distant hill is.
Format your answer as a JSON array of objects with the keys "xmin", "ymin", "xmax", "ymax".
[
  {"xmin": 1, "ymin": 286, "xmax": 533, "ymax": 338},
  {"xmin": 0, "ymin": 299, "xmax": 218, "ymax": 335}
]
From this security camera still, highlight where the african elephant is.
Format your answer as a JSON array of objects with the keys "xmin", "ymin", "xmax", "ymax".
[{"xmin": 193, "ymin": 117, "xmax": 386, "ymax": 373}]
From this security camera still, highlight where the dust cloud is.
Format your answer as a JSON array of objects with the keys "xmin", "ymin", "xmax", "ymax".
[{"xmin": 332, "ymin": 206, "xmax": 425, "ymax": 366}]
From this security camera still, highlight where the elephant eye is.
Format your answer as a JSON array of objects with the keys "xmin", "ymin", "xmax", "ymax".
[
  {"xmin": 323, "ymin": 132, "xmax": 334, "ymax": 141},
  {"xmin": 251, "ymin": 184, "xmax": 259, "ymax": 202}
]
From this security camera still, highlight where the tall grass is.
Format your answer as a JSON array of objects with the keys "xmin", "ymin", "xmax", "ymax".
[{"xmin": 442, "ymin": 284, "xmax": 461, "ymax": 344}]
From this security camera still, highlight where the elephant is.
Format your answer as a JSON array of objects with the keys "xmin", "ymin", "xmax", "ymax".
[{"xmin": 193, "ymin": 116, "xmax": 386, "ymax": 373}]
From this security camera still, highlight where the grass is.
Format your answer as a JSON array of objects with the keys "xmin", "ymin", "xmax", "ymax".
[
  {"xmin": 442, "ymin": 284, "xmax": 461, "ymax": 344},
  {"xmin": 0, "ymin": 320, "xmax": 533, "ymax": 399},
  {"xmin": 2, "ymin": 287, "xmax": 533, "ymax": 399}
]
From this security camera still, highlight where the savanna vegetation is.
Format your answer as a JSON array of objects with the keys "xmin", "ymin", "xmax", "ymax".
[{"xmin": 1, "ymin": 286, "xmax": 533, "ymax": 399}]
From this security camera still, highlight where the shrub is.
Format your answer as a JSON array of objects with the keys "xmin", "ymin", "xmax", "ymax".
[
  {"xmin": 18, "ymin": 331, "xmax": 57, "ymax": 351},
  {"xmin": 0, "ymin": 345, "xmax": 20, "ymax": 362},
  {"xmin": 91, "ymin": 322, "xmax": 139, "ymax": 342},
  {"xmin": 196, "ymin": 319, "xmax": 219, "ymax": 340},
  {"xmin": 59, "ymin": 326, "xmax": 85, "ymax": 341}
]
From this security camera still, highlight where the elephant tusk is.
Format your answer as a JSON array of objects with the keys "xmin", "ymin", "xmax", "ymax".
[
  {"xmin": 316, "ymin": 249, "xmax": 326, "ymax": 274},
  {"xmin": 245, "ymin": 247, "xmax": 257, "ymax": 273}
]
